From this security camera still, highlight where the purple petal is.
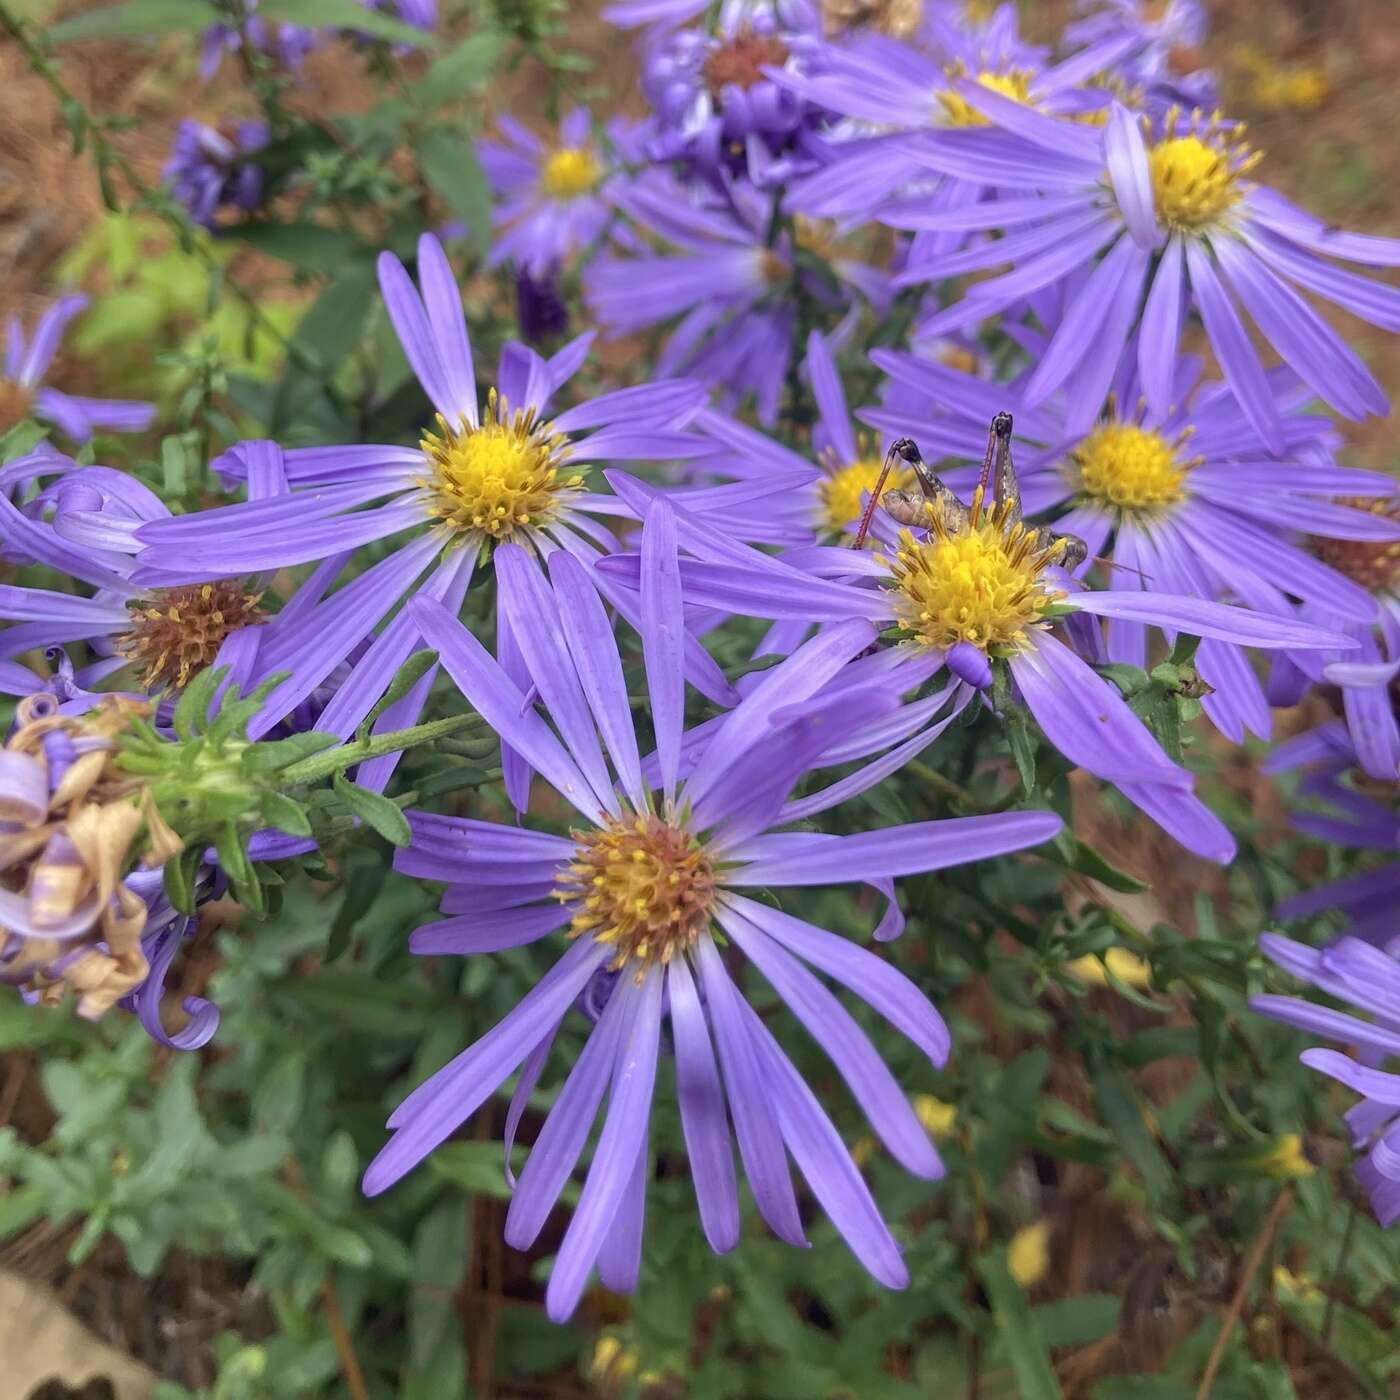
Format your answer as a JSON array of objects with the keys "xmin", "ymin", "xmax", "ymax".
[
  {"xmin": 1138, "ymin": 237, "xmax": 1186, "ymax": 418},
  {"xmin": 806, "ymin": 330, "xmax": 858, "ymax": 466},
  {"xmin": 415, "ymin": 234, "xmax": 479, "ymax": 428},
  {"xmin": 377, "ymin": 250, "xmax": 462, "ymax": 428},
  {"xmin": 1104, "ymin": 103, "xmax": 1158, "ymax": 249},
  {"xmin": 408, "ymin": 904, "xmax": 568, "ymax": 955},
  {"xmin": 1073, "ymin": 591, "xmax": 1361, "ymax": 650},
  {"xmin": 641, "ymin": 498, "xmax": 685, "ymax": 802},
  {"xmin": 18, "ymin": 295, "xmax": 87, "ymax": 386}
]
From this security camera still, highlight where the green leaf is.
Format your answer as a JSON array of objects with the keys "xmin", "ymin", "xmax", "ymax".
[
  {"xmin": 1048, "ymin": 832, "xmax": 1149, "ymax": 895},
  {"xmin": 416, "ymin": 127, "xmax": 493, "ymax": 258},
  {"xmin": 261, "ymin": 791, "xmax": 312, "ymax": 839},
  {"xmin": 332, "ymin": 772, "xmax": 412, "ymax": 847},
  {"xmin": 162, "ymin": 843, "xmax": 202, "ymax": 916},
  {"xmin": 1032, "ymin": 1294, "xmax": 1120, "ymax": 1348},
  {"xmin": 258, "ymin": 0, "xmax": 429, "ymax": 45},
  {"xmin": 977, "ymin": 1253, "xmax": 1063, "ymax": 1400},
  {"xmin": 1088, "ymin": 1052, "xmax": 1173, "ymax": 1203},
  {"xmin": 416, "ymin": 29, "xmax": 507, "ymax": 108},
  {"xmin": 357, "ymin": 649, "xmax": 440, "ymax": 743},
  {"xmin": 290, "ymin": 260, "xmax": 377, "ymax": 375},
  {"xmin": 49, "ymin": 0, "xmax": 220, "ymax": 42},
  {"xmin": 232, "ymin": 222, "xmax": 367, "ymax": 275},
  {"xmin": 172, "ymin": 663, "xmax": 225, "ymax": 742}
]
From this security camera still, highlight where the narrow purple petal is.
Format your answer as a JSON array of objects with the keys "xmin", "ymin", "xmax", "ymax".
[
  {"xmin": 806, "ymin": 330, "xmax": 858, "ymax": 466},
  {"xmin": 416, "ymin": 233, "xmax": 479, "ymax": 428},
  {"xmin": 1073, "ymin": 591, "xmax": 1360, "ymax": 651},
  {"xmin": 1139, "ymin": 237, "xmax": 1186, "ymax": 418},
  {"xmin": 377, "ymin": 250, "xmax": 461, "ymax": 427},
  {"xmin": 408, "ymin": 904, "xmax": 568, "ymax": 955},
  {"xmin": 1104, "ymin": 103, "xmax": 1158, "ymax": 249},
  {"xmin": 641, "ymin": 498, "xmax": 684, "ymax": 802}
]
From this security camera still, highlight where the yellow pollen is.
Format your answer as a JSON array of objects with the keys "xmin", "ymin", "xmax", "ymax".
[
  {"xmin": 819, "ymin": 457, "xmax": 912, "ymax": 534},
  {"xmin": 938, "ymin": 68, "xmax": 1036, "ymax": 128},
  {"xmin": 419, "ymin": 387, "xmax": 582, "ymax": 546},
  {"xmin": 117, "ymin": 580, "xmax": 266, "ymax": 692},
  {"xmin": 540, "ymin": 146, "xmax": 603, "ymax": 200},
  {"xmin": 1074, "ymin": 423, "xmax": 1188, "ymax": 512},
  {"xmin": 884, "ymin": 489, "xmax": 1063, "ymax": 652},
  {"xmin": 556, "ymin": 813, "xmax": 716, "ymax": 974},
  {"xmin": 1146, "ymin": 115, "xmax": 1259, "ymax": 229}
]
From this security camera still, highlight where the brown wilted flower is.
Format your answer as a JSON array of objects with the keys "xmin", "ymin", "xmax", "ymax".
[{"xmin": 0, "ymin": 693, "xmax": 181, "ymax": 1021}]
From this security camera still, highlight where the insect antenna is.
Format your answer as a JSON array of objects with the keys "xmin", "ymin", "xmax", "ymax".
[
  {"xmin": 852, "ymin": 439, "xmax": 902, "ymax": 550},
  {"xmin": 1092, "ymin": 556, "xmax": 1153, "ymax": 582}
]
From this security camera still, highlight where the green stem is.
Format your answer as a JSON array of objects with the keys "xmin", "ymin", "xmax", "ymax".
[{"xmin": 278, "ymin": 712, "xmax": 486, "ymax": 786}]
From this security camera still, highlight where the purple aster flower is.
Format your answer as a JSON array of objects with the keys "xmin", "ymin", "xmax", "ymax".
[
  {"xmin": 897, "ymin": 99, "xmax": 1400, "ymax": 452},
  {"xmin": 864, "ymin": 340, "xmax": 1400, "ymax": 745},
  {"xmin": 198, "ymin": 1, "xmax": 320, "ymax": 79},
  {"xmin": 777, "ymin": 12, "xmax": 1132, "ymax": 220},
  {"xmin": 1251, "ymin": 934, "xmax": 1400, "ymax": 1226},
  {"xmin": 479, "ymin": 108, "xmax": 616, "ymax": 276},
  {"xmin": 2, "ymin": 297, "xmax": 154, "ymax": 445},
  {"xmin": 0, "ymin": 452, "xmax": 283, "ymax": 703},
  {"xmin": 361, "ymin": 510, "xmax": 1062, "ymax": 1318},
  {"xmin": 586, "ymin": 173, "xmax": 887, "ymax": 425},
  {"xmin": 597, "ymin": 435, "xmax": 1359, "ymax": 861},
  {"xmin": 1262, "ymin": 720, "xmax": 1398, "ymax": 946},
  {"xmin": 128, "ymin": 234, "xmax": 752, "ymax": 772},
  {"xmin": 363, "ymin": 0, "xmax": 436, "ymax": 26},
  {"xmin": 164, "ymin": 119, "xmax": 269, "ymax": 231},
  {"xmin": 638, "ymin": 0, "xmax": 828, "ymax": 189},
  {"xmin": 1065, "ymin": 0, "xmax": 1215, "ymax": 108}
]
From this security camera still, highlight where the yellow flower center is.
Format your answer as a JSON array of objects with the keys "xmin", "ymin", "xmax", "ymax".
[
  {"xmin": 885, "ymin": 490, "xmax": 1063, "ymax": 651},
  {"xmin": 819, "ymin": 457, "xmax": 912, "ymax": 534},
  {"xmin": 1074, "ymin": 423, "xmax": 1188, "ymax": 512},
  {"xmin": 1314, "ymin": 497, "xmax": 1400, "ymax": 595},
  {"xmin": 558, "ymin": 813, "xmax": 716, "ymax": 972},
  {"xmin": 1146, "ymin": 120, "xmax": 1259, "ymax": 229},
  {"xmin": 420, "ymin": 389, "xmax": 583, "ymax": 545},
  {"xmin": 540, "ymin": 146, "xmax": 603, "ymax": 200},
  {"xmin": 117, "ymin": 581, "xmax": 266, "ymax": 691},
  {"xmin": 938, "ymin": 69, "xmax": 1036, "ymax": 128}
]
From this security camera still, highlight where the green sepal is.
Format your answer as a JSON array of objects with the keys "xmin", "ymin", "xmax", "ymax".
[{"xmin": 332, "ymin": 772, "xmax": 412, "ymax": 848}]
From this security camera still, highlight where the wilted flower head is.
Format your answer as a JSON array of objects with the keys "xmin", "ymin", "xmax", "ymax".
[
  {"xmin": 2, "ymin": 298, "xmax": 154, "ymax": 445},
  {"xmin": 165, "ymin": 119, "xmax": 269, "ymax": 230},
  {"xmin": 0, "ymin": 693, "xmax": 180, "ymax": 1024},
  {"xmin": 363, "ymin": 510, "xmax": 1062, "ymax": 1318}
]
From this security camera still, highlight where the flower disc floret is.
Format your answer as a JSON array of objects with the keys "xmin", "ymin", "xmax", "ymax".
[
  {"xmin": 117, "ymin": 581, "xmax": 266, "ymax": 691},
  {"xmin": 558, "ymin": 813, "xmax": 716, "ymax": 972},
  {"xmin": 885, "ymin": 491, "xmax": 1063, "ymax": 651},
  {"xmin": 540, "ymin": 147, "xmax": 603, "ymax": 200},
  {"xmin": 1074, "ymin": 422, "xmax": 1189, "ymax": 512},
  {"xmin": 820, "ymin": 457, "xmax": 912, "ymax": 534},
  {"xmin": 420, "ymin": 388, "xmax": 583, "ymax": 544},
  {"xmin": 1146, "ymin": 115, "xmax": 1259, "ymax": 229},
  {"xmin": 938, "ymin": 69, "xmax": 1036, "ymax": 128},
  {"xmin": 702, "ymin": 27, "xmax": 790, "ymax": 97}
]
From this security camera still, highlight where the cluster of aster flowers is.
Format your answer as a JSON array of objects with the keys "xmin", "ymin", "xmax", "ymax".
[{"xmin": 5, "ymin": 0, "xmax": 1400, "ymax": 1323}]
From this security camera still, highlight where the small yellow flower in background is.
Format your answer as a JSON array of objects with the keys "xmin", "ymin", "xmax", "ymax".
[
  {"xmin": 1233, "ymin": 44, "xmax": 1329, "ymax": 111},
  {"xmin": 590, "ymin": 1335, "xmax": 639, "ymax": 1381},
  {"xmin": 1256, "ymin": 1133, "xmax": 1316, "ymax": 1180},
  {"xmin": 1008, "ymin": 1221, "xmax": 1051, "ymax": 1287},
  {"xmin": 852, "ymin": 1134, "xmax": 878, "ymax": 1166},
  {"xmin": 1274, "ymin": 1266, "xmax": 1323, "ymax": 1303},
  {"xmin": 914, "ymin": 1094, "xmax": 957, "ymax": 1139},
  {"xmin": 1067, "ymin": 946, "xmax": 1153, "ymax": 989}
]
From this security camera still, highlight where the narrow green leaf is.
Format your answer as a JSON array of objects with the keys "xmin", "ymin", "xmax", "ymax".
[
  {"xmin": 977, "ymin": 1253, "xmax": 1063, "ymax": 1400},
  {"xmin": 261, "ymin": 791, "xmax": 312, "ymax": 839},
  {"xmin": 49, "ymin": 0, "xmax": 220, "ymax": 42},
  {"xmin": 172, "ymin": 664, "xmax": 225, "ymax": 742},
  {"xmin": 416, "ymin": 127, "xmax": 493, "ymax": 258},
  {"xmin": 356, "ymin": 648, "xmax": 439, "ymax": 743},
  {"xmin": 417, "ymin": 29, "xmax": 506, "ymax": 108},
  {"xmin": 290, "ymin": 260, "xmax": 377, "ymax": 374},
  {"xmin": 1088, "ymin": 1052, "xmax": 1173, "ymax": 1203},
  {"xmin": 332, "ymin": 772, "xmax": 412, "ymax": 847},
  {"xmin": 232, "ymin": 222, "xmax": 366, "ymax": 274}
]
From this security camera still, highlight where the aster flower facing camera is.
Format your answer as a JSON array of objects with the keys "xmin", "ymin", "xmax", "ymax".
[
  {"xmin": 131, "ymin": 234, "xmax": 746, "ymax": 765},
  {"xmin": 586, "ymin": 173, "xmax": 888, "ymax": 425},
  {"xmin": 638, "ymin": 0, "xmax": 828, "ymax": 189},
  {"xmin": 478, "ymin": 108, "xmax": 616, "ymax": 277},
  {"xmin": 363, "ymin": 508, "xmax": 1063, "ymax": 1318},
  {"xmin": 164, "ymin": 119, "xmax": 269, "ymax": 231},
  {"xmin": 2, "ymin": 297, "xmax": 154, "ymax": 445},
  {"xmin": 1251, "ymin": 935, "xmax": 1400, "ymax": 1227},
  {"xmin": 899, "ymin": 100, "xmax": 1400, "ymax": 451},
  {"xmin": 598, "ymin": 421, "xmax": 1360, "ymax": 861},
  {"xmin": 865, "ymin": 340, "xmax": 1400, "ymax": 745}
]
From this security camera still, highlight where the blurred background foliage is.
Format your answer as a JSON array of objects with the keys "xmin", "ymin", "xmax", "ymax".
[{"xmin": 0, "ymin": 0, "xmax": 1398, "ymax": 1397}]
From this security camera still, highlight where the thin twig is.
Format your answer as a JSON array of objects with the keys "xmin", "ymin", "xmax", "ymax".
[
  {"xmin": 1321, "ymin": 1199, "xmax": 1358, "ymax": 1343},
  {"xmin": 322, "ymin": 1273, "xmax": 371, "ymax": 1400},
  {"xmin": 1195, "ymin": 1188, "xmax": 1293, "ymax": 1400}
]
